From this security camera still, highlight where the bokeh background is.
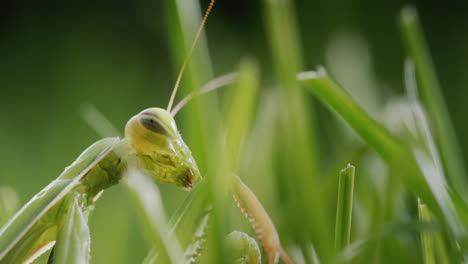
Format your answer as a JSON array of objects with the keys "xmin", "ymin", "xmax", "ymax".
[{"xmin": 1, "ymin": 0, "xmax": 467, "ymax": 263}]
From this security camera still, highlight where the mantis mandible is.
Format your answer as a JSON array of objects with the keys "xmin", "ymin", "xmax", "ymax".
[{"xmin": 0, "ymin": 1, "xmax": 292, "ymax": 263}]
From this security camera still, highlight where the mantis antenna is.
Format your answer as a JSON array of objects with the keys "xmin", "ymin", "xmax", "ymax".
[
  {"xmin": 166, "ymin": 0, "xmax": 216, "ymax": 112},
  {"xmin": 171, "ymin": 72, "xmax": 237, "ymax": 116}
]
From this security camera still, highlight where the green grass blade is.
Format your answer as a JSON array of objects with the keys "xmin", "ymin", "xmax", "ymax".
[
  {"xmin": 222, "ymin": 58, "xmax": 260, "ymax": 262},
  {"xmin": 418, "ymin": 198, "xmax": 449, "ymax": 264},
  {"xmin": 334, "ymin": 164, "xmax": 355, "ymax": 255},
  {"xmin": 299, "ymin": 69, "xmax": 466, "ymax": 247},
  {"xmin": 54, "ymin": 193, "xmax": 91, "ymax": 264},
  {"xmin": 143, "ymin": 185, "xmax": 210, "ymax": 264},
  {"xmin": 165, "ymin": 1, "xmax": 226, "ymax": 262},
  {"xmin": 224, "ymin": 58, "xmax": 259, "ymax": 170},
  {"xmin": 124, "ymin": 170, "xmax": 185, "ymax": 264},
  {"xmin": 418, "ymin": 198, "xmax": 436, "ymax": 264},
  {"xmin": 168, "ymin": 182, "xmax": 210, "ymax": 248},
  {"xmin": 433, "ymin": 233, "xmax": 450, "ymax": 264},
  {"xmin": 142, "ymin": 182, "xmax": 211, "ymax": 264},
  {"xmin": 261, "ymin": 0, "xmax": 326, "ymax": 260},
  {"xmin": 399, "ymin": 6, "xmax": 468, "ymax": 197}
]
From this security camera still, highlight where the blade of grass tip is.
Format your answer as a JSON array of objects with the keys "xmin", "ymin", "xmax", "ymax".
[
  {"xmin": 123, "ymin": 169, "xmax": 185, "ymax": 264},
  {"xmin": 54, "ymin": 193, "xmax": 91, "ymax": 264},
  {"xmin": 261, "ymin": 0, "xmax": 327, "ymax": 260},
  {"xmin": 298, "ymin": 68, "xmax": 466, "ymax": 248},
  {"xmin": 400, "ymin": 6, "xmax": 468, "ymax": 198},
  {"xmin": 224, "ymin": 58, "xmax": 259, "ymax": 170},
  {"xmin": 418, "ymin": 198, "xmax": 436, "ymax": 264},
  {"xmin": 334, "ymin": 164, "xmax": 355, "ymax": 256}
]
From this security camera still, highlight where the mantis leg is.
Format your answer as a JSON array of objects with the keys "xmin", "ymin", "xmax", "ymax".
[
  {"xmin": 2, "ymin": 191, "xmax": 91, "ymax": 264},
  {"xmin": 143, "ymin": 176, "xmax": 293, "ymax": 264},
  {"xmin": 231, "ymin": 174, "xmax": 293, "ymax": 264},
  {"xmin": 226, "ymin": 231, "xmax": 261, "ymax": 264},
  {"xmin": 0, "ymin": 138, "xmax": 117, "ymax": 264},
  {"xmin": 0, "ymin": 183, "xmax": 70, "ymax": 264},
  {"xmin": 49, "ymin": 192, "xmax": 91, "ymax": 264}
]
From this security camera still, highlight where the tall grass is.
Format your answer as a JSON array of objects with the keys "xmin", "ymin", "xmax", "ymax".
[{"xmin": 0, "ymin": 1, "xmax": 466, "ymax": 264}]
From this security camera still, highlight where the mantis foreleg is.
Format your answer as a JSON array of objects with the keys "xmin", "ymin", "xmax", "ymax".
[
  {"xmin": 51, "ymin": 192, "xmax": 91, "ymax": 264},
  {"xmin": 232, "ymin": 174, "xmax": 293, "ymax": 264},
  {"xmin": 0, "ymin": 138, "xmax": 118, "ymax": 264},
  {"xmin": 226, "ymin": 231, "xmax": 261, "ymax": 264}
]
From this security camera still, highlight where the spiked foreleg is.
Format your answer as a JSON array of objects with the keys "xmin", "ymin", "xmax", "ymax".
[
  {"xmin": 231, "ymin": 174, "xmax": 293, "ymax": 264},
  {"xmin": 226, "ymin": 231, "xmax": 261, "ymax": 264}
]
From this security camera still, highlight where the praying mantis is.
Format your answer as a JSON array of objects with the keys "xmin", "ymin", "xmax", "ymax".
[{"xmin": 0, "ymin": 0, "xmax": 293, "ymax": 263}]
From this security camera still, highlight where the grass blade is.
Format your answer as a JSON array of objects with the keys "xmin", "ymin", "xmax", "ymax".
[
  {"xmin": 124, "ymin": 170, "xmax": 185, "ymax": 264},
  {"xmin": 142, "ymin": 182, "xmax": 211, "ymax": 264},
  {"xmin": 418, "ymin": 198, "xmax": 449, "ymax": 264},
  {"xmin": 418, "ymin": 198, "xmax": 436, "ymax": 264},
  {"xmin": 299, "ymin": 69, "xmax": 466, "ymax": 248},
  {"xmin": 334, "ymin": 164, "xmax": 355, "ymax": 255},
  {"xmin": 224, "ymin": 58, "xmax": 259, "ymax": 170},
  {"xmin": 165, "ymin": 1, "xmax": 227, "ymax": 262},
  {"xmin": 261, "ymin": 0, "xmax": 326, "ymax": 260},
  {"xmin": 399, "ymin": 6, "xmax": 468, "ymax": 198}
]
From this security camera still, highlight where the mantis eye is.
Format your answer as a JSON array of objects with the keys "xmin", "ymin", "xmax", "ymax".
[{"xmin": 140, "ymin": 118, "xmax": 168, "ymax": 135}]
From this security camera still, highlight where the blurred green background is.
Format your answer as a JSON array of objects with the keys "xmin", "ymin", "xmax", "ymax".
[{"xmin": 1, "ymin": 0, "xmax": 467, "ymax": 263}]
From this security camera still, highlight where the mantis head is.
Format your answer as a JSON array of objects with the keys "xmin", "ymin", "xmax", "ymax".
[{"xmin": 125, "ymin": 108, "xmax": 201, "ymax": 190}]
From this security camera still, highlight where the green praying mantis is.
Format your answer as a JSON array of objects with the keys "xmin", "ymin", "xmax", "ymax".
[{"xmin": 0, "ymin": 1, "xmax": 293, "ymax": 263}]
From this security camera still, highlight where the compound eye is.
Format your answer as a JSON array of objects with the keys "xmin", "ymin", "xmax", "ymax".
[{"xmin": 140, "ymin": 118, "xmax": 168, "ymax": 135}]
